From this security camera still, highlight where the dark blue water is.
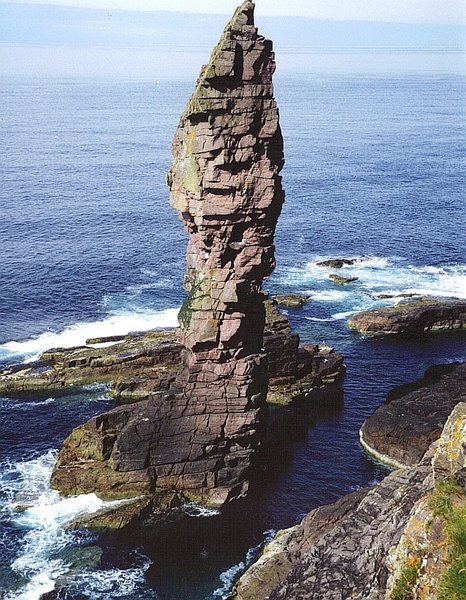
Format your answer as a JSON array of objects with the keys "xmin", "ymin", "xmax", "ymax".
[{"xmin": 0, "ymin": 72, "xmax": 465, "ymax": 599}]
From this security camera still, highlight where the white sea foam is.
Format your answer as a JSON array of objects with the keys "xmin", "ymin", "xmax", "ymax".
[
  {"xmin": 0, "ymin": 307, "xmax": 180, "ymax": 363},
  {"xmin": 210, "ymin": 529, "xmax": 276, "ymax": 599},
  {"xmin": 1, "ymin": 451, "xmax": 147, "ymax": 600},
  {"xmin": 277, "ymin": 258, "xmax": 466, "ymax": 312},
  {"xmin": 307, "ymin": 290, "xmax": 350, "ymax": 302},
  {"xmin": 182, "ymin": 502, "xmax": 221, "ymax": 518},
  {"xmin": 331, "ymin": 311, "xmax": 356, "ymax": 320},
  {"xmin": 68, "ymin": 562, "xmax": 152, "ymax": 598}
]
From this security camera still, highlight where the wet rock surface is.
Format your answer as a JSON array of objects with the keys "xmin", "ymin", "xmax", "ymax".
[
  {"xmin": 271, "ymin": 294, "xmax": 310, "ymax": 308},
  {"xmin": 360, "ymin": 361, "xmax": 466, "ymax": 467},
  {"xmin": 328, "ymin": 273, "xmax": 359, "ymax": 285},
  {"xmin": 348, "ymin": 298, "xmax": 466, "ymax": 335}
]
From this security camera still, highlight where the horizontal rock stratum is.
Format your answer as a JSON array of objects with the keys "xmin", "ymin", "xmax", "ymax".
[{"xmin": 348, "ymin": 298, "xmax": 466, "ymax": 335}]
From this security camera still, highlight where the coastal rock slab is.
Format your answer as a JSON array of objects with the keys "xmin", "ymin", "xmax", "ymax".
[
  {"xmin": 232, "ymin": 396, "xmax": 466, "ymax": 600},
  {"xmin": 360, "ymin": 361, "xmax": 466, "ymax": 468},
  {"xmin": 348, "ymin": 298, "xmax": 466, "ymax": 335}
]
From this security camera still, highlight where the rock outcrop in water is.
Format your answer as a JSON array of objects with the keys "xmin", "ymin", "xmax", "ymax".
[
  {"xmin": 348, "ymin": 298, "xmax": 466, "ymax": 335},
  {"xmin": 51, "ymin": 1, "xmax": 288, "ymax": 509},
  {"xmin": 360, "ymin": 361, "xmax": 466, "ymax": 468},
  {"xmin": 0, "ymin": 302, "xmax": 344, "ymax": 404},
  {"xmin": 231, "ymin": 389, "xmax": 466, "ymax": 600},
  {"xmin": 166, "ymin": 0, "xmax": 285, "ymax": 504}
]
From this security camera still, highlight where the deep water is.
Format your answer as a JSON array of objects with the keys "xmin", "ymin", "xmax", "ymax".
[{"xmin": 0, "ymin": 72, "xmax": 465, "ymax": 599}]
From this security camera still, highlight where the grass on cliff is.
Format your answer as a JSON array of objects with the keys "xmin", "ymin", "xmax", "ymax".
[
  {"xmin": 429, "ymin": 480, "xmax": 466, "ymax": 600},
  {"xmin": 390, "ymin": 556, "xmax": 421, "ymax": 600}
]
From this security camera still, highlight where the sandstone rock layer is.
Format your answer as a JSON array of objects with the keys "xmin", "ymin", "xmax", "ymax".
[{"xmin": 166, "ymin": 0, "xmax": 284, "ymax": 503}]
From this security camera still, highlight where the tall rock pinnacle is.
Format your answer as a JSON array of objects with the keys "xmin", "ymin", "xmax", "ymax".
[
  {"xmin": 50, "ymin": 2, "xmax": 284, "ymax": 510},
  {"xmin": 167, "ymin": 0, "xmax": 285, "ymax": 503}
]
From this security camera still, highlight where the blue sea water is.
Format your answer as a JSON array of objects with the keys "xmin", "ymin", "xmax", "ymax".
[{"xmin": 0, "ymin": 71, "xmax": 465, "ymax": 599}]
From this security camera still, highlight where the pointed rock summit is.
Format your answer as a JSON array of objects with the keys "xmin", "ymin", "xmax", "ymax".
[{"xmin": 50, "ymin": 2, "xmax": 284, "ymax": 509}]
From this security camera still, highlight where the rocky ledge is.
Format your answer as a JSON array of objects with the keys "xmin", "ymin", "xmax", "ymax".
[
  {"xmin": 231, "ymin": 394, "xmax": 466, "ymax": 600},
  {"xmin": 360, "ymin": 361, "xmax": 466, "ymax": 468},
  {"xmin": 0, "ymin": 300, "xmax": 344, "ymax": 405},
  {"xmin": 348, "ymin": 298, "xmax": 466, "ymax": 335}
]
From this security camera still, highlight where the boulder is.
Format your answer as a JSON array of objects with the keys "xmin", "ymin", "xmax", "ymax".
[
  {"xmin": 328, "ymin": 274, "xmax": 359, "ymax": 285},
  {"xmin": 348, "ymin": 298, "xmax": 466, "ymax": 335},
  {"xmin": 316, "ymin": 258, "xmax": 355, "ymax": 269}
]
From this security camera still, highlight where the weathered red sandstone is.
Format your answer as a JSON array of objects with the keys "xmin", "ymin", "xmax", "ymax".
[{"xmin": 51, "ymin": 1, "xmax": 288, "ymax": 508}]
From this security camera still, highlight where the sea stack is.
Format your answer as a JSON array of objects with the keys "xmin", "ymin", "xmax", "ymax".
[
  {"xmin": 167, "ymin": 0, "xmax": 285, "ymax": 503},
  {"xmin": 50, "ymin": 1, "xmax": 284, "ymax": 509}
]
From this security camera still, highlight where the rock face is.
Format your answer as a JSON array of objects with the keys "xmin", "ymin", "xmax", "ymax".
[
  {"xmin": 348, "ymin": 298, "xmax": 466, "ymax": 335},
  {"xmin": 52, "ymin": 1, "xmax": 286, "ymax": 508},
  {"xmin": 360, "ymin": 362, "xmax": 466, "ymax": 468},
  {"xmin": 166, "ymin": 0, "xmax": 284, "ymax": 502},
  {"xmin": 231, "ymin": 397, "xmax": 466, "ymax": 600}
]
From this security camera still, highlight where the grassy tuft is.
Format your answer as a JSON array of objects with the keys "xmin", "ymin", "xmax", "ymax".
[{"xmin": 390, "ymin": 556, "xmax": 421, "ymax": 600}]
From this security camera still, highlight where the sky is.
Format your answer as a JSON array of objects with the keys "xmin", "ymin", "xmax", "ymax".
[
  {"xmin": 3, "ymin": 0, "xmax": 466, "ymax": 24},
  {"xmin": 0, "ymin": 1, "xmax": 464, "ymax": 77}
]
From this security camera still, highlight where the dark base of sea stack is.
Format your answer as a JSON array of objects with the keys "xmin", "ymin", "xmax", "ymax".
[
  {"xmin": 51, "ymin": 385, "xmax": 263, "ymax": 507},
  {"xmin": 50, "ymin": 300, "xmax": 345, "ymax": 509}
]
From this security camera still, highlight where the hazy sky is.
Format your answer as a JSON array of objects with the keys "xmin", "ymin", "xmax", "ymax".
[
  {"xmin": 4, "ymin": 0, "xmax": 466, "ymax": 24},
  {"xmin": 1, "ymin": 2, "xmax": 464, "ymax": 77}
]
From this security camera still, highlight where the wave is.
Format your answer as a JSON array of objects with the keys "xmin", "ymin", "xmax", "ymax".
[
  {"xmin": 1, "ymin": 451, "xmax": 151, "ymax": 600},
  {"xmin": 306, "ymin": 290, "xmax": 350, "ymax": 302},
  {"xmin": 182, "ymin": 502, "xmax": 221, "ymax": 518},
  {"xmin": 277, "ymin": 257, "xmax": 466, "ymax": 305},
  {"xmin": 0, "ymin": 308, "xmax": 180, "ymax": 364},
  {"xmin": 0, "ymin": 397, "xmax": 56, "ymax": 410},
  {"xmin": 209, "ymin": 529, "xmax": 276, "ymax": 599}
]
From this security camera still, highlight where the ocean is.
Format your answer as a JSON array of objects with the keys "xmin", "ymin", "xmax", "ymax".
[{"xmin": 0, "ymin": 71, "xmax": 465, "ymax": 599}]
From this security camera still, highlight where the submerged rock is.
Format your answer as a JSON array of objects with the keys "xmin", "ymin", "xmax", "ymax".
[
  {"xmin": 328, "ymin": 273, "xmax": 359, "ymax": 285},
  {"xmin": 348, "ymin": 298, "xmax": 466, "ymax": 335},
  {"xmin": 271, "ymin": 294, "xmax": 310, "ymax": 308},
  {"xmin": 360, "ymin": 362, "xmax": 466, "ymax": 468}
]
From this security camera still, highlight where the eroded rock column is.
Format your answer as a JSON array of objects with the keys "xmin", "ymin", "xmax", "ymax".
[{"xmin": 167, "ymin": 0, "xmax": 284, "ymax": 504}]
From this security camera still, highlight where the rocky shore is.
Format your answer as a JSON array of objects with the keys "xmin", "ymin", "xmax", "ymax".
[
  {"xmin": 348, "ymin": 298, "xmax": 466, "ymax": 335},
  {"xmin": 0, "ymin": 299, "xmax": 344, "ymax": 404},
  {"xmin": 231, "ymin": 371, "xmax": 466, "ymax": 600}
]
